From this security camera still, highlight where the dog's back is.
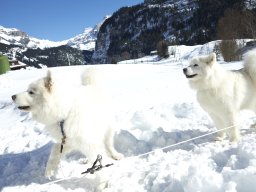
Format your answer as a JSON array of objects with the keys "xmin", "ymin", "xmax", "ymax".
[
  {"xmin": 244, "ymin": 49, "xmax": 256, "ymax": 86},
  {"xmin": 81, "ymin": 67, "xmax": 104, "ymax": 86}
]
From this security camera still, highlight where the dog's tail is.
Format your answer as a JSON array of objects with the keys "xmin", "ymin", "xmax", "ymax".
[
  {"xmin": 81, "ymin": 67, "xmax": 103, "ymax": 86},
  {"xmin": 244, "ymin": 48, "xmax": 256, "ymax": 85}
]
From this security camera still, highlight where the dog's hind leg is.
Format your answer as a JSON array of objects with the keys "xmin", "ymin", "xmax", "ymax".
[{"xmin": 105, "ymin": 127, "xmax": 124, "ymax": 160}]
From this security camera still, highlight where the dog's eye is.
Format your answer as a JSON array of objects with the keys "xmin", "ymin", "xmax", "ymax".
[
  {"xmin": 28, "ymin": 90, "xmax": 35, "ymax": 95},
  {"xmin": 193, "ymin": 64, "xmax": 199, "ymax": 67}
]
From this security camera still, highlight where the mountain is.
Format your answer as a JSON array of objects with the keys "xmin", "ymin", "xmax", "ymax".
[
  {"xmin": 0, "ymin": 42, "xmax": 86, "ymax": 68},
  {"xmin": 92, "ymin": 0, "xmax": 256, "ymax": 63},
  {"xmin": 0, "ymin": 23, "xmax": 101, "ymax": 67},
  {"xmin": 0, "ymin": 26, "xmax": 64, "ymax": 49},
  {"xmin": 64, "ymin": 27, "xmax": 96, "ymax": 51},
  {"xmin": 0, "ymin": 25, "xmax": 98, "ymax": 51},
  {"xmin": 64, "ymin": 17, "xmax": 109, "ymax": 51},
  {"xmin": 91, "ymin": 0, "xmax": 198, "ymax": 63}
]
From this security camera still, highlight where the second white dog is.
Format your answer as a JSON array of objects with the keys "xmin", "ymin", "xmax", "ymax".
[{"xmin": 183, "ymin": 50, "xmax": 256, "ymax": 142}]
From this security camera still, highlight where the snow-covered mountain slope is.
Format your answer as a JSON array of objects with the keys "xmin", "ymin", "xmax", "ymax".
[
  {"xmin": 0, "ymin": 24, "xmax": 99, "ymax": 51},
  {"xmin": 64, "ymin": 17, "xmax": 108, "ymax": 51},
  {"xmin": 64, "ymin": 27, "xmax": 96, "ymax": 51},
  {"xmin": 0, "ymin": 24, "xmax": 101, "ymax": 66},
  {"xmin": 0, "ymin": 26, "xmax": 64, "ymax": 49}
]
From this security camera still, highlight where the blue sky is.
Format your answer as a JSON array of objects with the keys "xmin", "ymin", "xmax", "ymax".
[{"xmin": 1, "ymin": 0, "xmax": 143, "ymax": 41}]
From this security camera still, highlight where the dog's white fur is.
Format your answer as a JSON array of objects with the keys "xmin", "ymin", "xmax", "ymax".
[
  {"xmin": 12, "ymin": 68, "xmax": 123, "ymax": 184},
  {"xmin": 183, "ymin": 49, "xmax": 256, "ymax": 142}
]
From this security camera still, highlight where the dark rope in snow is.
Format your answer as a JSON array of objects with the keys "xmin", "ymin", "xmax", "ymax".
[
  {"xmin": 81, "ymin": 154, "xmax": 113, "ymax": 175},
  {"xmin": 42, "ymin": 154, "xmax": 113, "ymax": 186}
]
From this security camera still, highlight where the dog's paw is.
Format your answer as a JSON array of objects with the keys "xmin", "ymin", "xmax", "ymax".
[
  {"xmin": 78, "ymin": 158, "xmax": 88, "ymax": 164},
  {"xmin": 45, "ymin": 168, "xmax": 56, "ymax": 179},
  {"xmin": 229, "ymin": 131, "xmax": 240, "ymax": 144},
  {"xmin": 45, "ymin": 163, "xmax": 58, "ymax": 178},
  {"xmin": 112, "ymin": 152, "xmax": 124, "ymax": 160},
  {"xmin": 215, "ymin": 136, "xmax": 224, "ymax": 142}
]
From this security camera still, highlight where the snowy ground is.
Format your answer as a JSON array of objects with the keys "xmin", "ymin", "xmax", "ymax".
[{"xmin": 1, "ymin": 44, "xmax": 256, "ymax": 192}]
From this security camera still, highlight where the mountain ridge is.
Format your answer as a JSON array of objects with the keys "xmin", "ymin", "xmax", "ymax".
[
  {"xmin": 92, "ymin": 0, "xmax": 256, "ymax": 63},
  {"xmin": 0, "ymin": 25, "xmax": 98, "ymax": 51},
  {"xmin": 0, "ymin": 21, "xmax": 103, "ymax": 67}
]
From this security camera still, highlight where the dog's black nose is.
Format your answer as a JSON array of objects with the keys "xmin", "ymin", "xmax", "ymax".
[
  {"xmin": 11, "ymin": 95, "xmax": 16, "ymax": 101},
  {"xmin": 183, "ymin": 68, "xmax": 187, "ymax": 74}
]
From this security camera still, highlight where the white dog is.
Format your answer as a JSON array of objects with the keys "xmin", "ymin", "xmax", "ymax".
[
  {"xmin": 183, "ymin": 50, "xmax": 256, "ymax": 142},
  {"xmin": 12, "ymin": 68, "xmax": 123, "ymax": 186}
]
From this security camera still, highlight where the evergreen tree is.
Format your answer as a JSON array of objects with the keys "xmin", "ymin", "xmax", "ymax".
[{"xmin": 157, "ymin": 40, "xmax": 169, "ymax": 58}]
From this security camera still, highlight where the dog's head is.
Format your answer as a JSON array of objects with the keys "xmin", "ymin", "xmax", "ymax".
[
  {"xmin": 12, "ymin": 70, "xmax": 73, "ymax": 124},
  {"xmin": 183, "ymin": 53, "xmax": 216, "ymax": 81},
  {"xmin": 12, "ymin": 70, "xmax": 53, "ymax": 113}
]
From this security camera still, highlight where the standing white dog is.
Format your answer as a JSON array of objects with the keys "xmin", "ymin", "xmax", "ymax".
[
  {"xmin": 12, "ymin": 68, "xmax": 123, "ymax": 186},
  {"xmin": 183, "ymin": 49, "xmax": 256, "ymax": 142}
]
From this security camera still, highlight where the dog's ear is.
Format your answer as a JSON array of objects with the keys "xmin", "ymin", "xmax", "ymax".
[
  {"xmin": 207, "ymin": 53, "xmax": 216, "ymax": 66},
  {"xmin": 200, "ymin": 53, "xmax": 216, "ymax": 66},
  {"xmin": 44, "ymin": 70, "xmax": 52, "ymax": 92}
]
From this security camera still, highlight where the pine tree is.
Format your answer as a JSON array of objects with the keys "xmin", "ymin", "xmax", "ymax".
[{"xmin": 157, "ymin": 40, "xmax": 169, "ymax": 59}]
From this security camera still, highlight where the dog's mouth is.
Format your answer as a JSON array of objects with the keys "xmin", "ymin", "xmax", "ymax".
[
  {"xmin": 185, "ymin": 74, "xmax": 198, "ymax": 78},
  {"xmin": 18, "ymin": 106, "xmax": 31, "ymax": 111},
  {"xmin": 183, "ymin": 68, "xmax": 198, "ymax": 79}
]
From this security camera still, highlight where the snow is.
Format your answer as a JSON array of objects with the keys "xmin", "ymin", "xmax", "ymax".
[
  {"xmin": 118, "ymin": 42, "xmax": 220, "ymax": 65},
  {"xmin": 1, "ymin": 45, "xmax": 256, "ymax": 192},
  {"xmin": 27, "ymin": 37, "xmax": 65, "ymax": 49}
]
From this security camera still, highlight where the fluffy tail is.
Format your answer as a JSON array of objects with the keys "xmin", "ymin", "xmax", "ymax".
[
  {"xmin": 244, "ymin": 48, "xmax": 256, "ymax": 85},
  {"xmin": 81, "ymin": 67, "xmax": 103, "ymax": 86}
]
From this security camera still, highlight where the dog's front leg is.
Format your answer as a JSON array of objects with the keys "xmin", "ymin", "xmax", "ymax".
[
  {"xmin": 227, "ymin": 114, "xmax": 240, "ymax": 143},
  {"xmin": 45, "ymin": 143, "xmax": 62, "ymax": 178},
  {"xmin": 208, "ymin": 113, "xmax": 226, "ymax": 141}
]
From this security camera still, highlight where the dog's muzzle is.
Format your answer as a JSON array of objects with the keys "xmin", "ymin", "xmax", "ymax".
[
  {"xmin": 11, "ymin": 94, "xmax": 31, "ymax": 111},
  {"xmin": 183, "ymin": 68, "xmax": 197, "ymax": 78}
]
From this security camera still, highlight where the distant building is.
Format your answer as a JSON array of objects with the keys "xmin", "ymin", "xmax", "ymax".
[
  {"xmin": 9, "ymin": 59, "xmax": 27, "ymax": 70},
  {"xmin": 150, "ymin": 50, "xmax": 157, "ymax": 56}
]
